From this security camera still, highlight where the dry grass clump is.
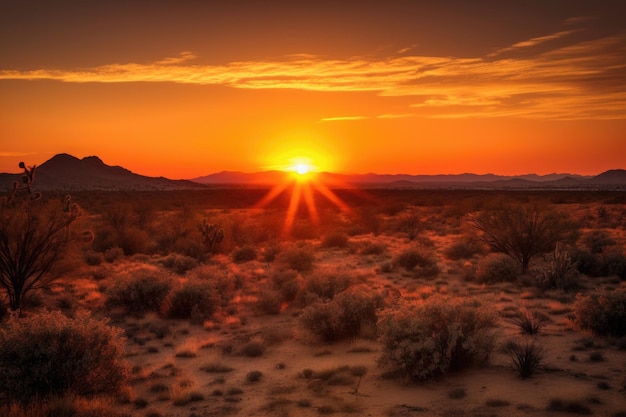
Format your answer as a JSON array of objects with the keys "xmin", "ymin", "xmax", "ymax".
[
  {"xmin": 510, "ymin": 308, "xmax": 548, "ymax": 335},
  {"xmin": 170, "ymin": 378, "xmax": 204, "ymax": 406},
  {"xmin": 505, "ymin": 339, "xmax": 545, "ymax": 379}
]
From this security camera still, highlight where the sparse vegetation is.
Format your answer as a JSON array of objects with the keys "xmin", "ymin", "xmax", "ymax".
[{"xmin": 0, "ymin": 186, "xmax": 623, "ymax": 416}]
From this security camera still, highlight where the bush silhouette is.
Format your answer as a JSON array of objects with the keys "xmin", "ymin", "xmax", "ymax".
[
  {"xmin": 1, "ymin": 163, "xmax": 87, "ymax": 311},
  {"xmin": 472, "ymin": 202, "xmax": 577, "ymax": 271}
]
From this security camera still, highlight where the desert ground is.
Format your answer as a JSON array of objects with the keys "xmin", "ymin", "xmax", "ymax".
[{"xmin": 1, "ymin": 189, "xmax": 625, "ymax": 417}]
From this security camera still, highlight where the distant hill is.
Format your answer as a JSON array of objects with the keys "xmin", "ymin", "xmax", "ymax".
[
  {"xmin": 0, "ymin": 154, "xmax": 205, "ymax": 191},
  {"xmin": 193, "ymin": 170, "xmax": 603, "ymax": 189},
  {"xmin": 1, "ymin": 154, "xmax": 624, "ymax": 191},
  {"xmin": 587, "ymin": 169, "xmax": 626, "ymax": 185}
]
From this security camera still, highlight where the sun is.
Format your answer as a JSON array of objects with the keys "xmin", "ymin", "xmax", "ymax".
[
  {"xmin": 294, "ymin": 163, "xmax": 310, "ymax": 175},
  {"xmin": 255, "ymin": 154, "xmax": 351, "ymax": 238}
]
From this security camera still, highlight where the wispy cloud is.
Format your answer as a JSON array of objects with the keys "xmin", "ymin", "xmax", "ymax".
[
  {"xmin": 488, "ymin": 30, "xmax": 579, "ymax": 57},
  {"xmin": 1, "ymin": 32, "xmax": 624, "ymax": 120},
  {"xmin": 0, "ymin": 151, "xmax": 40, "ymax": 157},
  {"xmin": 319, "ymin": 116, "xmax": 368, "ymax": 122}
]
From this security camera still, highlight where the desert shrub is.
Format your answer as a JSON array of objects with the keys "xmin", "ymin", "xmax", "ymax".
[
  {"xmin": 270, "ymin": 269, "xmax": 301, "ymax": 301},
  {"xmin": 510, "ymin": 309, "xmax": 547, "ymax": 335},
  {"xmin": 584, "ymin": 230, "xmax": 616, "ymax": 254},
  {"xmin": 297, "ymin": 271, "xmax": 354, "ymax": 305},
  {"xmin": 106, "ymin": 274, "xmax": 171, "ymax": 314},
  {"xmin": 300, "ymin": 288, "xmax": 384, "ymax": 342},
  {"xmin": 476, "ymin": 253, "xmax": 521, "ymax": 283},
  {"xmin": 393, "ymin": 248, "xmax": 440, "ymax": 277},
  {"xmin": 572, "ymin": 247, "xmax": 626, "ymax": 279},
  {"xmin": 279, "ymin": 247, "xmax": 315, "ymax": 272},
  {"xmin": 535, "ymin": 245, "xmax": 580, "ymax": 290},
  {"xmin": 506, "ymin": 340, "xmax": 545, "ymax": 378},
  {"xmin": 159, "ymin": 254, "xmax": 199, "ymax": 274},
  {"xmin": 394, "ymin": 209, "xmax": 423, "ymax": 240},
  {"xmin": 574, "ymin": 288, "xmax": 626, "ymax": 337},
  {"xmin": 360, "ymin": 242, "xmax": 387, "ymax": 255},
  {"xmin": 255, "ymin": 288, "xmax": 284, "ymax": 315},
  {"xmin": 261, "ymin": 242, "xmax": 281, "ymax": 262},
  {"xmin": 0, "ymin": 310, "xmax": 129, "ymax": 403},
  {"xmin": 232, "ymin": 246, "xmax": 257, "ymax": 263},
  {"xmin": 601, "ymin": 248, "xmax": 626, "ymax": 279},
  {"xmin": 443, "ymin": 238, "xmax": 483, "ymax": 260},
  {"xmin": 378, "ymin": 296, "xmax": 496, "ymax": 380},
  {"xmin": 472, "ymin": 202, "xmax": 578, "ymax": 271},
  {"xmin": 117, "ymin": 226, "xmax": 150, "ymax": 255},
  {"xmin": 165, "ymin": 279, "xmax": 220, "ymax": 320},
  {"xmin": 321, "ymin": 232, "xmax": 349, "ymax": 248}
]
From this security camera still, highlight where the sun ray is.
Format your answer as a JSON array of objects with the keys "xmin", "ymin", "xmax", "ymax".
[
  {"xmin": 301, "ymin": 181, "xmax": 320, "ymax": 226},
  {"xmin": 282, "ymin": 181, "xmax": 302, "ymax": 237},
  {"xmin": 310, "ymin": 178, "xmax": 352, "ymax": 214}
]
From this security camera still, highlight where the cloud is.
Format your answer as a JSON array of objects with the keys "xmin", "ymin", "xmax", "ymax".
[
  {"xmin": 488, "ymin": 30, "xmax": 579, "ymax": 57},
  {"xmin": 0, "ymin": 151, "xmax": 39, "ymax": 157},
  {"xmin": 1, "ymin": 32, "xmax": 624, "ymax": 120},
  {"xmin": 319, "ymin": 116, "xmax": 368, "ymax": 122},
  {"xmin": 376, "ymin": 113, "xmax": 413, "ymax": 119}
]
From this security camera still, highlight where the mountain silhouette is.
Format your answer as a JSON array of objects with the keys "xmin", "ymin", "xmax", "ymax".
[
  {"xmin": 1, "ymin": 154, "xmax": 624, "ymax": 191},
  {"xmin": 0, "ymin": 154, "xmax": 205, "ymax": 191}
]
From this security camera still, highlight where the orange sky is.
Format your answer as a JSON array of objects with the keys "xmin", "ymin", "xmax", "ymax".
[{"xmin": 1, "ymin": 1, "xmax": 625, "ymax": 178}]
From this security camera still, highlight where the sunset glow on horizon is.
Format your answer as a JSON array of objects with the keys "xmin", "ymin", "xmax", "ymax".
[{"xmin": 1, "ymin": 1, "xmax": 625, "ymax": 178}]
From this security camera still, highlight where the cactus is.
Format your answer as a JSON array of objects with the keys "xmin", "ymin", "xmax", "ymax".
[
  {"xmin": 198, "ymin": 218, "xmax": 224, "ymax": 254},
  {"xmin": 537, "ymin": 243, "xmax": 579, "ymax": 290}
]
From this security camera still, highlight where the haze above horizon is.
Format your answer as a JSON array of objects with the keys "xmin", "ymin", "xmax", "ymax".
[{"xmin": 1, "ymin": 1, "xmax": 625, "ymax": 179}]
